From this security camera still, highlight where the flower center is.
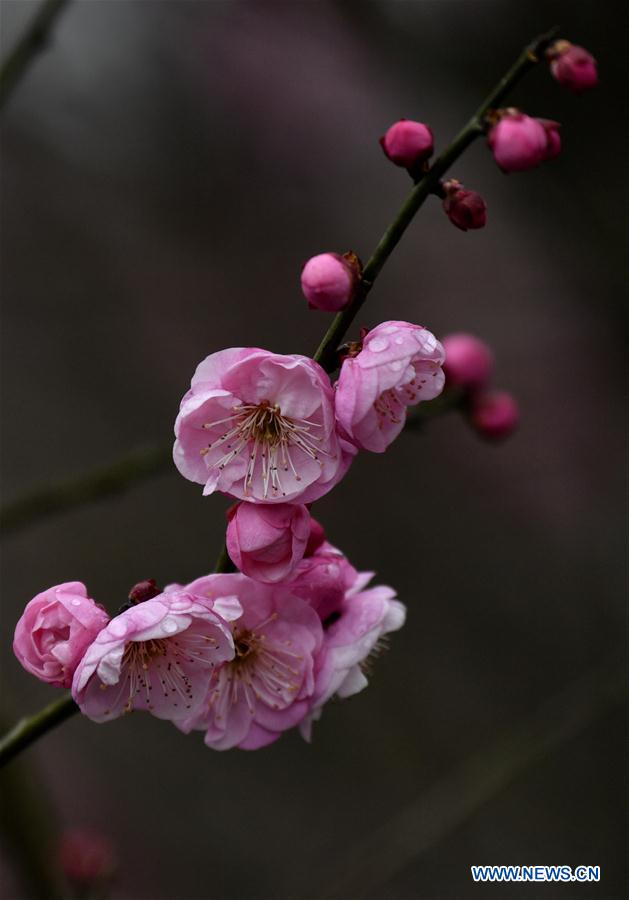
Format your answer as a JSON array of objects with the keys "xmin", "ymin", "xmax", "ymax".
[
  {"xmin": 208, "ymin": 620, "xmax": 304, "ymax": 715},
  {"xmin": 201, "ymin": 400, "xmax": 327, "ymax": 498},
  {"xmin": 99, "ymin": 630, "xmax": 220, "ymax": 716},
  {"xmin": 374, "ymin": 389, "xmax": 405, "ymax": 424}
]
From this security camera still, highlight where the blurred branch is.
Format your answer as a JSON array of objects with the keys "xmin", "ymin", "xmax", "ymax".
[
  {"xmin": 0, "ymin": 445, "xmax": 172, "ymax": 537},
  {"xmin": 0, "ymin": 0, "xmax": 70, "ymax": 111},
  {"xmin": 313, "ymin": 26, "xmax": 559, "ymax": 372},
  {"xmin": 0, "ymin": 694, "xmax": 78, "ymax": 769},
  {"xmin": 0, "ymin": 391, "xmax": 459, "ymax": 538},
  {"xmin": 321, "ymin": 659, "xmax": 626, "ymax": 899}
]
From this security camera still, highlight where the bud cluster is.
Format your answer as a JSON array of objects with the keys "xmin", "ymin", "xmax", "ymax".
[{"xmin": 443, "ymin": 333, "xmax": 519, "ymax": 441}]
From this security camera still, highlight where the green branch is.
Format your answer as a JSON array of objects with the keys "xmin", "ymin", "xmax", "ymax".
[
  {"xmin": 0, "ymin": 694, "xmax": 78, "ymax": 768},
  {"xmin": 313, "ymin": 26, "xmax": 558, "ymax": 373},
  {"xmin": 0, "ymin": 445, "xmax": 172, "ymax": 537}
]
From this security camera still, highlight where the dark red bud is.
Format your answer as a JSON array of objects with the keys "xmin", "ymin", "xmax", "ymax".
[{"xmin": 128, "ymin": 579, "xmax": 160, "ymax": 604}]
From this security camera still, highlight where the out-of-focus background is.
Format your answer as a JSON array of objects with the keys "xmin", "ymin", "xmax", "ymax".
[{"xmin": 1, "ymin": 1, "xmax": 627, "ymax": 898}]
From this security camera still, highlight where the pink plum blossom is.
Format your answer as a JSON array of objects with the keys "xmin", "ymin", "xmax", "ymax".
[
  {"xmin": 300, "ymin": 252, "xmax": 360, "ymax": 312},
  {"xmin": 174, "ymin": 348, "xmax": 355, "ymax": 504},
  {"xmin": 548, "ymin": 42, "xmax": 598, "ymax": 94},
  {"xmin": 72, "ymin": 591, "xmax": 240, "ymax": 723},
  {"xmin": 176, "ymin": 574, "xmax": 323, "ymax": 750},
  {"xmin": 335, "ymin": 321, "xmax": 445, "ymax": 452},
  {"xmin": 488, "ymin": 111, "xmax": 548, "ymax": 172},
  {"xmin": 226, "ymin": 502, "xmax": 311, "ymax": 583},
  {"xmin": 442, "ymin": 333, "xmax": 494, "ymax": 391},
  {"xmin": 13, "ymin": 582, "xmax": 109, "ymax": 688}
]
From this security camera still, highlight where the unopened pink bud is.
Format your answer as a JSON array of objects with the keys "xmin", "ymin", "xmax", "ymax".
[
  {"xmin": 226, "ymin": 502, "xmax": 311, "ymax": 583},
  {"xmin": 537, "ymin": 118, "xmax": 562, "ymax": 161},
  {"xmin": 470, "ymin": 390, "xmax": 519, "ymax": 441},
  {"xmin": 548, "ymin": 41, "xmax": 598, "ymax": 94},
  {"xmin": 58, "ymin": 828, "xmax": 115, "ymax": 888},
  {"xmin": 300, "ymin": 252, "xmax": 360, "ymax": 312},
  {"xmin": 442, "ymin": 180, "xmax": 487, "ymax": 231},
  {"xmin": 380, "ymin": 119, "xmax": 434, "ymax": 171},
  {"xmin": 488, "ymin": 111, "xmax": 548, "ymax": 172},
  {"xmin": 442, "ymin": 333, "xmax": 494, "ymax": 390}
]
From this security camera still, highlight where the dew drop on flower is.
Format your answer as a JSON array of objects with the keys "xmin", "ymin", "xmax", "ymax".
[{"xmin": 369, "ymin": 337, "xmax": 389, "ymax": 352}]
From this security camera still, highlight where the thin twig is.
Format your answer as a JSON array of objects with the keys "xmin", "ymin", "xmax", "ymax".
[
  {"xmin": 0, "ymin": 394, "xmax": 453, "ymax": 538},
  {"xmin": 0, "ymin": 694, "xmax": 78, "ymax": 768},
  {"xmin": 0, "ymin": 445, "xmax": 172, "ymax": 537},
  {"xmin": 0, "ymin": 0, "xmax": 70, "ymax": 111},
  {"xmin": 313, "ymin": 26, "xmax": 559, "ymax": 373}
]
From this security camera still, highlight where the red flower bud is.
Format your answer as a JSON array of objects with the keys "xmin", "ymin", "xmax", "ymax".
[
  {"xmin": 547, "ymin": 41, "xmax": 598, "ymax": 94},
  {"xmin": 442, "ymin": 180, "xmax": 487, "ymax": 231},
  {"xmin": 128, "ymin": 578, "xmax": 160, "ymax": 604},
  {"xmin": 442, "ymin": 333, "xmax": 493, "ymax": 391},
  {"xmin": 470, "ymin": 390, "xmax": 519, "ymax": 441}
]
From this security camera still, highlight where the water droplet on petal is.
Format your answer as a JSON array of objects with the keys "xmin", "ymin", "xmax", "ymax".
[
  {"xmin": 163, "ymin": 619, "xmax": 178, "ymax": 634},
  {"xmin": 390, "ymin": 360, "xmax": 403, "ymax": 371},
  {"xmin": 369, "ymin": 337, "xmax": 388, "ymax": 352},
  {"xmin": 71, "ymin": 599, "xmax": 82, "ymax": 607},
  {"xmin": 109, "ymin": 619, "xmax": 128, "ymax": 637},
  {"xmin": 169, "ymin": 597, "xmax": 190, "ymax": 611},
  {"xmin": 394, "ymin": 336, "xmax": 405, "ymax": 345}
]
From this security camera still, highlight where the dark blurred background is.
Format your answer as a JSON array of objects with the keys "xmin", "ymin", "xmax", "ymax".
[{"xmin": 1, "ymin": 1, "xmax": 627, "ymax": 898}]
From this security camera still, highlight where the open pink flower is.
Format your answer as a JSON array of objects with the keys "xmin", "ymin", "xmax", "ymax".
[
  {"xmin": 72, "ymin": 591, "xmax": 239, "ymax": 723},
  {"xmin": 174, "ymin": 348, "xmax": 354, "ymax": 503},
  {"xmin": 226, "ymin": 502, "xmax": 311, "ymax": 583},
  {"xmin": 13, "ymin": 582, "xmax": 109, "ymax": 688},
  {"xmin": 335, "ymin": 321, "xmax": 445, "ymax": 452},
  {"xmin": 176, "ymin": 574, "xmax": 323, "ymax": 750},
  {"xmin": 300, "ymin": 567, "xmax": 406, "ymax": 740}
]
